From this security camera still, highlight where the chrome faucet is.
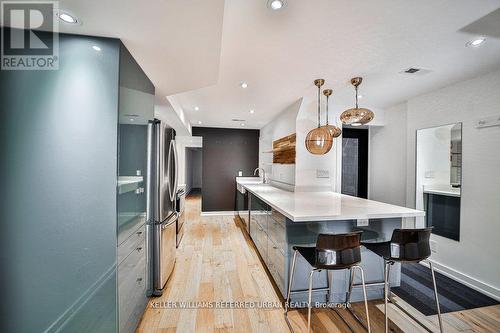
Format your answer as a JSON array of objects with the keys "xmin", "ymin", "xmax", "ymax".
[{"xmin": 254, "ymin": 167, "xmax": 267, "ymax": 183}]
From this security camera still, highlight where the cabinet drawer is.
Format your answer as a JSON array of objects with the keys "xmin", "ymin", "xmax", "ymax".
[
  {"xmin": 255, "ymin": 223, "xmax": 268, "ymax": 261},
  {"xmin": 256, "ymin": 212, "xmax": 268, "ymax": 234},
  {"xmin": 267, "ymin": 216, "xmax": 285, "ymax": 253},
  {"xmin": 270, "ymin": 209, "xmax": 286, "ymax": 226},
  {"xmin": 118, "ymin": 214, "xmax": 146, "ymax": 245},
  {"xmin": 267, "ymin": 239, "xmax": 285, "ymax": 295},
  {"xmin": 118, "ymin": 238, "xmax": 147, "ymax": 333},
  {"xmin": 268, "ymin": 239, "xmax": 285, "ymax": 277},
  {"xmin": 118, "ymin": 224, "xmax": 145, "ymax": 265}
]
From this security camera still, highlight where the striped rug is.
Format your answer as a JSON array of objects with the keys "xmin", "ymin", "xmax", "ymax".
[{"xmin": 391, "ymin": 263, "xmax": 498, "ymax": 315}]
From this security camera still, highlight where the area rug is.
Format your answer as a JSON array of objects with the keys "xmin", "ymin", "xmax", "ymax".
[{"xmin": 391, "ymin": 263, "xmax": 498, "ymax": 315}]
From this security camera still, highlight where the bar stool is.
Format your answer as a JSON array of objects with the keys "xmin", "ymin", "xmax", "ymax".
[
  {"xmin": 284, "ymin": 232, "xmax": 371, "ymax": 333},
  {"xmin": 361, "ymin": 228, "xmax": 443, "ymax": 333}
]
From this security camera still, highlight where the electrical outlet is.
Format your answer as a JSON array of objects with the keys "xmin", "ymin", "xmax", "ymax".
[
  {"xmin": 238, "ymin": 171, "xmax": 243, "ymax": 176},
  {"xmin": 424, "ymin": 171, "xmax": 434, "ymax": 178},
  {"xmin": 430, "ymin": 240, "xmax": 438, "ymax": 253},
  {"xmin": 316, "ymin": 169, "xmax": 329, "ymax": 178},
  {"xmin": 136, "ymin": 169, "xmax": 141, "ymax": 176},
  {"xmin": 356, "ymin": 219, "xmax": 369, "ymax": 227}
]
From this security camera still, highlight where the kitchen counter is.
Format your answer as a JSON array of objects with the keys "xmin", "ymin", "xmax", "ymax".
[
  {"xmin": 243, "ymin": 183, "xmax": 424, "ymax": 222},
  {"xmin": 423, "ymin": 185, "xmax": 461, "ymax": 197},
  {"xmin": 236, "ymin": 176, "xmax": 263, "ymax": 194}
]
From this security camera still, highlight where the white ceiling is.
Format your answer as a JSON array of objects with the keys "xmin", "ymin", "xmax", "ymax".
[
  {"xmin": 26, "ymin": 0, "xmax": 500, "ymax": 130},
  {"xmin": 171, "ymin": 0, "xmax": 500, "ymax": 129},
  {"xmin": 56, "ymin": 0, "xmax": 225, "ymax": 99}
]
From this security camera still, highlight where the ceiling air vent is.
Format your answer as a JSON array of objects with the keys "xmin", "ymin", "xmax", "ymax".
[
  {"xmin": 399, "ymin": 67, "xmax": 432, "ymax": 76},
  {"xmin": 404, "ymin": 68, "xmax": 420, "ymax": 74},
  {"xmin": 231, "ymin": 119, "xmax": 246, "ymax": 122}
]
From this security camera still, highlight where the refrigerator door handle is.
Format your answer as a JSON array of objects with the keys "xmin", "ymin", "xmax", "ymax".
[
  {"xmin": 167, "ymin": 139, "xmax": 174, "ymax": 202},
  {"xmin": 172, "ymin": 140, "xmax": 178, "ymax": 201},
  {"xmin": 168, "ymin": 139, "xmax": 178, "ymax": 202},
  {"xmin": 145, "ymin": 121, "xmax": 154, "ymax": 224}
]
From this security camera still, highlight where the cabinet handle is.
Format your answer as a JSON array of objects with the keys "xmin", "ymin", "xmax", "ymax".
[
  {"xmin": 273, "ymin": 246, "xmax": 278, "ymax": 249},
  {"xmin": 136, "ymin": 231, "xmax": 143, "ymax": 235},
  {"xmin": 136, "ymin": 247, "xmax": 143, "ymax": 251},
  {"xmin": 137, "ymin": 278, "xmax": 143, "ymax": 282}
]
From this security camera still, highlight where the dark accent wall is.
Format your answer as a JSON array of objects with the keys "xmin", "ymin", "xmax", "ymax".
[{"xmin": 192, "ymin": 127, "xmax": 259, "ymax": 212}]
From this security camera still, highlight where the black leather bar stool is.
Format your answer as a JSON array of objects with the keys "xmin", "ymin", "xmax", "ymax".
[
  {"xmin": 361, "ymin": 227, "xmax": 443, "ymax": 333},
  {"xmin": 285, "ymin": 232, "xmax": 371, "ymax": 333}
]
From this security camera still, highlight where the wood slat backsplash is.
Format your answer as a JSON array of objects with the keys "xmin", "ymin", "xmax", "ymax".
[{"xmin": 273, "ymin": 133, "xmax": 296, "ymax": 164}]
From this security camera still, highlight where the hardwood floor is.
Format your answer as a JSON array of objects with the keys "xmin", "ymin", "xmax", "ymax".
[{"xmin": 137, "ymin": 195, "xmax": 500, "ymax": 333}]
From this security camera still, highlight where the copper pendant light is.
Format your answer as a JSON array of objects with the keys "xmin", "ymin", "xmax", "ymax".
[
  {"xmin": 321, "ymin": 89, "xmax": 342, "ymax": 138},
  {"xmin": 340, "ymin": 77, "xmax": 374, "ymax": 126},
  {"xmin": 305, "ymin": 79, "xmax": 333, "ymax": 155}
]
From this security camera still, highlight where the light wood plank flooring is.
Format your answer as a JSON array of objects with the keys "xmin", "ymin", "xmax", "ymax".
[{"xmin": 137, "ymin": 195, "xmax": 500, "ymax": 333}]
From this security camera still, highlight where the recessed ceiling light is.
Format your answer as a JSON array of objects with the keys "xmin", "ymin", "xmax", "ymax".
[
  {"xmin": 241, "ymin": 123, "xmax": 245, "ymax": 126},
  {"xmin": 249, "ymin": 109, "xmax": 255, "ymax": 114},
  {"xmin": 194, "ymin": 106, "xmax": 200, "ymax": 111},
  {"xmin": 358, "ymin": 95, "xmax": 363, "ymax": 99},
  {"xmin": 466, "ymin": 37, "xmax": 485, "ymax": 47},
  {"xmin": 240, "ymin": 82, "xmax": 248, "ymax": 89},
  {"xmin": 268, "ymin": 0, "xmax": 286, "ymax": 10},
  {"xmin": 92, "ymin": 45, "xmax": 101, "ymax": 51},
  {"xmin": 130, "ymin": 118, "xmax": 135, "ymax": 122},
  {"xmin": 58, "ymin": 12, "xmax": 78, "ymax": 24},
  {"xmin": 198, "ymin": 121, "xmax": 202, "ymax": 125}
]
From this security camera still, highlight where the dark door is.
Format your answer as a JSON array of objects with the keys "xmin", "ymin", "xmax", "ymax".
[{"xmin": 341, "ymin": 128, "xmax": 369, "ymax": 198}]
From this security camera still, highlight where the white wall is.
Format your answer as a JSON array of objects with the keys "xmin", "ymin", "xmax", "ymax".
[
  {"xmin": 405, "ymin": 69, "xmax": 500, "ymax": 299},
  {"xmin": 261, "ymin": 94, "xmax": 386, "ymax": 193},
  {"xmin": 369, "ymin": 103, "xmax": 408, "ymax": 206},
  {"xmin": 295, "ymin": 97, "xmax": 343, "ymax": 192},
  {"xmin": 259, "ymin": 99, "xmax": 301, "ymax": 189},
  {"xmin": 370, "ymin": 69, "xmax": 500, "ymax": 299}
]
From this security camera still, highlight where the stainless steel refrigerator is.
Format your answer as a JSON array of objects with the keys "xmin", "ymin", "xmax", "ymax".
[{"xmin": 146, "ymin": 119, "xmax": 178, "ymax": 296}]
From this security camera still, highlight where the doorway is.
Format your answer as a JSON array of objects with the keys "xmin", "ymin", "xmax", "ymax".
[
  {"xmin": 341, "ymin": 128, "xmax": 369, "ymax": 198},
  {"xmin": 185, "ymin": 147, "xmax": 202, "ymax": 196}
]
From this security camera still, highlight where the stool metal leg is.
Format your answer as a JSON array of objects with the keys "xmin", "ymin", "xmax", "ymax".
[
  {"xmin": 384, "ymin": 260, "xmax": 390, "ymax": 333},
  {"xmin": 346, "ymin": 267, "xmax": 355, "ymax": 305},
  {"xmin": 285, "ymin": 250, "xmax": 298, "ymax": 315},
  {"xmin": 429, "ymin": 261, "xmax": 444, "ymax": 333},
  {"xmin": 307, "ymin": 269, "xmax": 316, "ymax": 333},
  {"xmin": 354, "ymin": 265, "xmax": 371, "ymax": 333},
  {"xmin": 386, "ymin": 262, "xmax": 392, "ymax": 302}
]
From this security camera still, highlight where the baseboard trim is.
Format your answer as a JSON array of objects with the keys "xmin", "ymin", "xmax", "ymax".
[
  {"xmin": 421, "ymin": 260, "xmax": 500, "ymax": 301},
  {"xmin": 200, "ymin": 211, "xmax": 237, "ymax": 216}
]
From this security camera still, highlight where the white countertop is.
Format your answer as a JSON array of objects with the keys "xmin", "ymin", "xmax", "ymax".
[
  {"xmin": 243, "ymin": 184, "xmax": 425, "ymax": 222},
  {"xmin": 236, "ymin": 177, "xmax": 264, "ymax": 194},
  {"xmin": 423, "ymin": 185, "xmax": 461, "ymax": 197}
]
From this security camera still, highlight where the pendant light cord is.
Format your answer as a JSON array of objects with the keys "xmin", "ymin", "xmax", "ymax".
[
  {"xmin": 317, "ymin": 85, "xmax": 321, "ymax": 128},
  {"xmin": 355, "ymin": 85, "xmax": 359, "ymax": 109},
  {"xmin": 326, "ymin": 95, "xmax": 329, "ymax": 125}
]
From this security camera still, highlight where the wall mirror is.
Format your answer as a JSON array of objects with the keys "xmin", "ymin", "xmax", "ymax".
[{"xmin": 416, "ymin": 123, "xmax": 462, "ymax": 241}]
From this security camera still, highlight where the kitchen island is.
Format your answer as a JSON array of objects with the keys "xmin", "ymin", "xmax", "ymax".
[{"xmin": 242, "ymin": 183, "xmax": 425, "ymax": 304}]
